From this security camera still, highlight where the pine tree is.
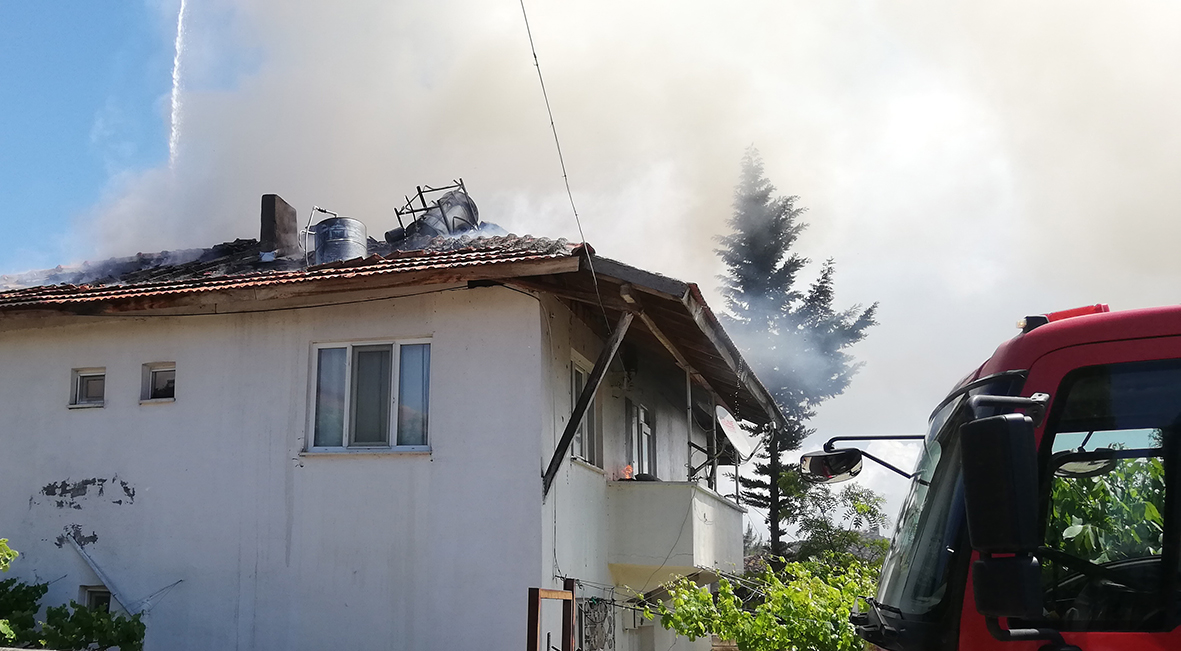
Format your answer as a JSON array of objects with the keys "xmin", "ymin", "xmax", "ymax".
[{"xmin": 718, "ymin": 147, "xmax": 877, "ymax": 555}]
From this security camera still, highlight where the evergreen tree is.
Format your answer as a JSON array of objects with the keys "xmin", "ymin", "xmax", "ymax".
[{"xmin": 718, "ymin": 147, "xmax": 877, "ymax": 555}]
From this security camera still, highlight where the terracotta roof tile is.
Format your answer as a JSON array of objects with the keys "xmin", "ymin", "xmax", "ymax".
[{"xmin": 0, "ymin": 234, "xmax": 576, "ymax": 310}]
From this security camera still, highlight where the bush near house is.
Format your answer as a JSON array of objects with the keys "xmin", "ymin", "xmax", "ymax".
[
  {"xmin": 653, "ymin": 558, "xmax": 878, "ymax": 651},
  {"xmin": 0, "ymin": 540, "xmax": 145, "ymax": 651}
]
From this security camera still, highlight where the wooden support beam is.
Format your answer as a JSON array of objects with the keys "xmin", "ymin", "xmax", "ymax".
[
  {"xmin": 527, "ymin": 588, "xmax": 541, "ymax": 651},
  {"xmin": 505, "ymin": 278, "xmax": 631, "ymax": 313},
  {"xmin": 620, "ymin": 284, "xmax": 739, "ymax": 418},
  {"xmin": 542, "ymin": 311, "xmax": 635, "ymax": 497},
  {"xmin": 562, "ymin": 578, "xmax": 576, "ymax": 651}
]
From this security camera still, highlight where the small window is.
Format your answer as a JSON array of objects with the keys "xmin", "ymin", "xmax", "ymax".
[
  {"xmin": 70, "ymin": 369, "xmax": 105, "ymax": 407},
  {"xmin": 626, "ymin": 399, "xmax": 655, "ymax": 478},
  {"xmin": 141, "ymin": 363, "xmax": 176, "ymax": 401},
  {"xmin": 571, "ymin": 361, "xmax": 600, "ymax": 467},
  {"xmin": 311, "ymin": 341, "xmax": 430, "ymax": 449},
  {"xmin": 82, "ymin": 586, "xmax": 111, "ymax": 612}
]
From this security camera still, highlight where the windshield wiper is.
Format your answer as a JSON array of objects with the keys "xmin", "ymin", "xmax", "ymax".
[{"xmin": 850, "ymin": 596, "xmax": 899, "ymax": 645}]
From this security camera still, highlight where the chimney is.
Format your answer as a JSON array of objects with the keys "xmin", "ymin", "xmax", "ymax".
[{"xmin": 260, "ymin": 194, "xmax": 299, "ymax": 257}]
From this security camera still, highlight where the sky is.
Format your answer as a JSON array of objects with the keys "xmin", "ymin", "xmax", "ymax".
[{"xmin": 4, "ymin": 0, "xmax": 1181, "ymax": 535}]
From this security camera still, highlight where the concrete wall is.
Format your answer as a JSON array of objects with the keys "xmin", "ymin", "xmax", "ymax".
[{"xmin": 0, "ymin": 285, "xmax": 545, "ymax": 651}]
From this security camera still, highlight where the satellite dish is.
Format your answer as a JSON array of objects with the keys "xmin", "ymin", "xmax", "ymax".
[{"xmin": 716, "ymin": 406, "xmax": 757, "ymax": 463}]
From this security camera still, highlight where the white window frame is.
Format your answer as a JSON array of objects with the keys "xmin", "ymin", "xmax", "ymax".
[
  {"xmin": 307, "ymin": 338, "xmax": 432, "ymax": 452},
  {"xmin": 70, "ymin": 368, "xmax": 106, "ymax": 408},
  {"xmin": 627, "ymin": 399, "xmax": 656, "ymax": 478},
  {"xmin": 140, "ymin": 362, "xmax": 176, "ymax": 403},
  {"xmin": 570, "ymin": 352, "xmax": 601, "ymax": 468}
]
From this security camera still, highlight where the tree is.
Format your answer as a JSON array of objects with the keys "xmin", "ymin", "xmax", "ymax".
[
  {"xmin": 655, "ymin": 559, "xmax": 877, "ymax": 651},
  {"xmin": 718, "ymin": 147, "xmax": 877, "ymax": 554},
  {"xmin": 654, "ymin": 486, "xmax": 887, "ymax": 651},
  {"xmin": 792, "ymin": 481, "xmax": 889, "ymax": 564}
]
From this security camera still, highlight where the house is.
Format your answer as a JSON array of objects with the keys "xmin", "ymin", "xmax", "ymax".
[{"xmin": 0, "ymin": 192, "xmax": 785, "ymax": 651}]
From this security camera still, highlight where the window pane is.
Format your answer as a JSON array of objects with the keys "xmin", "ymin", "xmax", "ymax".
[
  {"xmin": 86, "ymin": 590, "xmax": 111, "ymax": 613},
  {"xmin": 151, "ymin": 369, "xmax": 175, "ymax": 399},
  {"xmin": 351, "ymin": 345, "xmax": 392, "ymax": 445},
  {"xmin": 314, "ymin": 348, "xmax": 347, "ymax": 447},
  {"xmin": 397, "ymin": 344, "xmax": 430, "ymax": 446},
  {"xmin": 572, "ymin": 368, "xmax": 586, "ymax": 458},
  {"xmin": 79, "ymin": 375, "xmax": 104, "ymax": 403},
  {"xmin": 1036, "ymin": 359, "xmax": 1181, "ymax": 632},
  {"xmin": 640, "ymin": 406, "xmax": 654, "ymax": 476}
]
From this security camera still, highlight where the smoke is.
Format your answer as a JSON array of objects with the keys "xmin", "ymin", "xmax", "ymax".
[
  {"xmin": 168, "ymin": 0, "xmax": 188, "ymax": 168},
  {"xmin": 71, "ymin": 0, "xmax": 1181, "ymax": 525}
]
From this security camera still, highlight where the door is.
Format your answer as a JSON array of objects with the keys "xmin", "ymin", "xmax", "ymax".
[{"xmin": 960, "ymin": 335, "xmax": 1181, "ymax": 650}]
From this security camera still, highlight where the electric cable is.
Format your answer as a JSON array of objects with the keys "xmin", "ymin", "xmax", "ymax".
[{"xmin": 516, "ymin": 0, "xmax": 612, "ymax": 337}]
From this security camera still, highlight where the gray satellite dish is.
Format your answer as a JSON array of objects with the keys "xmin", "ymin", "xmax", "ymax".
[{"xmin": 716, "ymin": 406, "xmax": 757, "ymax": 463}]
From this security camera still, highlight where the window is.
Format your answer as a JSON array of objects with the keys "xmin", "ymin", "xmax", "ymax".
[
  {"xmin": 626, "ymin": 399, "xmax": 655, "ymax": 477},
  {"xmin": 70, "ymin": 368, "xmax": 105, "ymax": 407},
  {"xmin": 141, "ymin": 363, "xmax": 176, "ymax": 401},
  {"xmin": 1033, "ymin": 360, "xmax": 1181, "ymax": 632},
  {"xmin": 311, "ymin": 341, "xmax": 430, "ymax": 449},
  {"xmin": 82, "ymin": 586, "xmax": 111, "ymax": 612},
  {"xmin": 571, "ymin": 361, "xmax": 600, "ymax": 467}
]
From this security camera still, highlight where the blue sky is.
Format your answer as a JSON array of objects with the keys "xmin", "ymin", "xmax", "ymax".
[{"xmin": 0, "ymin": 2, "xmax": 173, "ymax": 273}]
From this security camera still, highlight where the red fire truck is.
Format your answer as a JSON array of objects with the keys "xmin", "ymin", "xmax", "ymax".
[{"xmin": 801, "ymin": 304, "xmax": 1181, "ymax": 650}]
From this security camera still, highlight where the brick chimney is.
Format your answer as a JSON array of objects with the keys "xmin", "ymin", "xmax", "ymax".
[{"xmin": 260, "ymin": 194, "xmax": 299, "ymax": 257}]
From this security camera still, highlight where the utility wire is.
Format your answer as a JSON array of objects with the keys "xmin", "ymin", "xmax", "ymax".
[{"xmin": 517, "ymin": 0, "xmax": 612, "ymax": 336}]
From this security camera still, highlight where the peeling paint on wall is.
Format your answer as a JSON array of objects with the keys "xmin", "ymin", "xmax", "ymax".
[
  {"xmin": 54, "ymin": 524, "xmax": 98, "ymax": 549},
  {"xmin": 34, "ymin": 475, "xmax": 135, "ymax": 509}
]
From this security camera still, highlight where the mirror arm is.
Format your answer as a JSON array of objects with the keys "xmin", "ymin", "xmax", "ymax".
[
  {"xmin": 821, "ymin": 435, "xmax": 927, "ymax": 481},
  {"xmin": 822, "ymin": 435, "xmax": 926, "ymax": 451},
  {"xmin": 966, "ymin": 393, "xmax": 1051, "ymax": 426}
]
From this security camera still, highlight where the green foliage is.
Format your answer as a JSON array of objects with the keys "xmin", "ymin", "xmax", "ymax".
[
  {"xmin": 0, "ymin": 539, "xmax": 16, "ymax": 573},
  {"xmin": 719, "ymin": 148, "xmax": 877, "ymax": 551},
  {"xmin": 41, "ymin": 601, "xmax": 145, "ymax": 651},
  {"xmin": 1047, "ymin": 457, "xmax": 1166, "ymax": 563},
  {"xmin": 655, "ymin": 559, "xmax": 879, "ymax": 651},
  {"xmin": 794, "ymin": 483, "xmax": 890, "ymax": 564},
  {"xmin": 0, "ymin": 559, "xmax": 145, "ymax": 651},
  {"xmin": 0, "ymin": 577, "xmax": 48, "ymax": 646},
  {"xmin": 742, "ymin": 524, "xmax": 766, "ymax": 558}
]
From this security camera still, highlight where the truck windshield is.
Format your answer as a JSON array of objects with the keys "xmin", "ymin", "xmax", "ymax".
[{"xmin": 876, "ymin": 376, "xmax": 1024, "ymax": 616}]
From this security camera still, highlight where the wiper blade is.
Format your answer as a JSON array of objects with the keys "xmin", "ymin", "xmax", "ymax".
[{"xmin": 851, "ymin": 596, "xmax": 899, "ymax": 644}]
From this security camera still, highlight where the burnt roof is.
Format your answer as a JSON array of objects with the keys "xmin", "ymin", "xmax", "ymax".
[{"xmin": 0, "ymin": 232, "xmax": 784, "ymax": 428}]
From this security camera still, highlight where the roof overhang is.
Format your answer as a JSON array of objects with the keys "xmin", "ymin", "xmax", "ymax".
[{"xmin": 0, "ymin": 242, "xmax": 785, "ymax": 428}]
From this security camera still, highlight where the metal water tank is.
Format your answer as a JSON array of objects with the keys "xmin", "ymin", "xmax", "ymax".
[{"xmin": 314, "ymin": 217, "xmax": 367, "ymax": 265}]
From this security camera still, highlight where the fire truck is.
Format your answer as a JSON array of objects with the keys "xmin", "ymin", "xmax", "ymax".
[{"xmin": 800, "ymin": 304, "xmax": 1181, "ymax": 650}]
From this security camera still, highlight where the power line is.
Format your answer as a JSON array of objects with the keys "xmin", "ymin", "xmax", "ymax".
[{"xmin": 516, "ymin": 0, "xmax": 612, "ymax": 336}]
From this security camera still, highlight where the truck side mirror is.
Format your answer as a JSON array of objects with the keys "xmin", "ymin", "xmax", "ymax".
[
  {"xmin": 799, "ymin": 449, "xmax": 863, "ymax": 483},
  {"xmin": 960, "ymin": 413, "xmax": 1043, "ymax": 620}
]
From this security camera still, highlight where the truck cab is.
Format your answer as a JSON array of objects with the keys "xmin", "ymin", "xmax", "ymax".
[{"xmin": 816, "ymin": 305, "xmax": 1181, "ymax": 650}]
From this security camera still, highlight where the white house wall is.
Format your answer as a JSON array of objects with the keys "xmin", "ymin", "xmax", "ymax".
[
  {"xmin": 0, "ymin": 285, "xmax": 546, "ymax": 651},
  {"xmin": 538, "ymin": 296, "xmax": 716, "ymax": 651}
]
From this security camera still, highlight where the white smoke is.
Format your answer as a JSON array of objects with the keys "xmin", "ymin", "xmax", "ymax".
[
  {"xmin": 67, "ymin": 0, "xmax": 1181, "ymax": 529},
  {"xmin": 167, "ymin": 0, "xmax": 188, "ymax": 168}
]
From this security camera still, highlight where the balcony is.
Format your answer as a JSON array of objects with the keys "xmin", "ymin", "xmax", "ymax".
[{"xmin": 606, "ymin": 481, "xmax": 744, "ymax": 593}]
